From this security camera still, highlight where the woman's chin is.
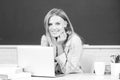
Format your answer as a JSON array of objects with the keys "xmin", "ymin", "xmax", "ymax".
[{"xmin": 51, "ymin": 35, "xmax": 60, "ymax": 38}]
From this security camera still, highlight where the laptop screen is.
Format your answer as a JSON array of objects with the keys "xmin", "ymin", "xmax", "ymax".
[{"xmin": 17, "ymin": 46, "xmax": 55, "ymax": 77}]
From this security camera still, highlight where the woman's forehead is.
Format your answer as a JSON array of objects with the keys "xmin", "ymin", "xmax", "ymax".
[{"xmin": 49, "ymin": 15, "xmax": 64, "ymax": 23}]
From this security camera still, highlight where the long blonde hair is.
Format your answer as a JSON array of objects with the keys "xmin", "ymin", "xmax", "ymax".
[{"xmin": 44, "ymin": 8, "xmax": 75, "ymax": 45}]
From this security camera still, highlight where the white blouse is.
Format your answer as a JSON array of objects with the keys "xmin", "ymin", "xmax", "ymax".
[{"xmin": 41, "ymin": 33, "xmax": 83, "ymax": 74}]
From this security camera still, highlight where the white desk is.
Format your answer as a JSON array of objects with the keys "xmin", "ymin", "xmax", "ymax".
[{"xmin": 31, "ymin": 73, "xmax": 119, "ymax": 80}]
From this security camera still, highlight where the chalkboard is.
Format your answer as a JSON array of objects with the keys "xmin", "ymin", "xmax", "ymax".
[{"xmin": 0, "ymin": 0, "xmax": 120, "ymax": 45}]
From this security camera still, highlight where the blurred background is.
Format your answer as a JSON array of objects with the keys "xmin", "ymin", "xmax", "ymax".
[{"xmin": 0, "ymin": 0, "xmax": 120, "ymax": 45}]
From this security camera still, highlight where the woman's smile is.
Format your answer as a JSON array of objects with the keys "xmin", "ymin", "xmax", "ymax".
[{"xmin": 48, "ymin": 15, "xmax": 66, "ymax": 37}]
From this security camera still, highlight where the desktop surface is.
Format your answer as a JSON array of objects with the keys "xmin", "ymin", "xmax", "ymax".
[{"xmin": 31, "ymin": 73, "xmax": 119, "ymax": 80}]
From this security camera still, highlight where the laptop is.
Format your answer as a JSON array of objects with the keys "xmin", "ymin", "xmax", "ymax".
[{"xmin": 17, "ymin": 46, "xmax": 56, "ymax": 77}]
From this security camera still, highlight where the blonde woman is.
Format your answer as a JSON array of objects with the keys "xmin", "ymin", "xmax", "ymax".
[{"xmin": 41, "ymin": 8, "xmax": 83, "ymax": 75}]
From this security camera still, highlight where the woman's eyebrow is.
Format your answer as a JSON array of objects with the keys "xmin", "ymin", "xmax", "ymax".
[{"xmin": 48, "ymin": 23, "xmax": 52, "ymax": 25}]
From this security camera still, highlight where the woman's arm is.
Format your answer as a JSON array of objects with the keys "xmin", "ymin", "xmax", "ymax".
[
  {"xmin": 56, "ymin": 34, "xmax": 83, "ymax": 74},
  {"xmin": 65, "ymin": 36, "xmax": 83, "ymax": 74}
]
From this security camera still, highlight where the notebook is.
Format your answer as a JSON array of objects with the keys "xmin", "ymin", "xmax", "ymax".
[{"xmin": 17, "ymin": 46, "xmax": 56, "ymax": 77}]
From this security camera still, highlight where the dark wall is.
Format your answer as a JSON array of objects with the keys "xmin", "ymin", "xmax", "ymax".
[{"xmin": 0, "ymin": 0, "xmax": 120, "ymax": 45}]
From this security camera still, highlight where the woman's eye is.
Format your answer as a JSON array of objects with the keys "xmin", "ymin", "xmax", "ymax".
[
  {"xmin": 56, "ymin": 22, "xmax": 60, "ymax": 25},
  {"xmin": 48, "ymin": 24, "xmax": 52, "ymax": 26},
  {"xmin": 48, "ymin": 23, "xmax": 52, "ymax": 26}
]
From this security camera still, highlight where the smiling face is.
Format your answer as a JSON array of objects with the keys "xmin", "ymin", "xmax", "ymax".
[{"xmin": 48, "ymin": 15, "xmax": 67, "ymax": 37}]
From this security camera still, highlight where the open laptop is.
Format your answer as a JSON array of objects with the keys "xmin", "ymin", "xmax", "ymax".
[{"xmin": 17, "ymin": 46, "xmax": 56, "ymax": 77}]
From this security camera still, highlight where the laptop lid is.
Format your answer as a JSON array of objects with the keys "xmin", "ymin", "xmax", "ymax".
[{"xmin": 17, "ymin": 46, "xmax": 55, "ymax": 77}]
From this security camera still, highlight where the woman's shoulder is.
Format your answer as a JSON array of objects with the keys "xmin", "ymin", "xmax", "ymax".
[
  {"xmin": 71, "ymin": 33, "xmax": 82, "ymax": 42},
  {"xmin": 66, "ymin": 33, "xmax": 82, "ymax": 46},
  {"xmin": 41, "ymin": 35, "xmax": 47, "ymax": 41},
  {"xmin": 41, "ymin": 34, "xmax": 46, "ymax": 38},
  {"xmin": 41, "ymin": 34, "xmax": 48, "ymax": 46}
]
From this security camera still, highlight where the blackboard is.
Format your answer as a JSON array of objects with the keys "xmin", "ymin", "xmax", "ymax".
[{"xmin": 0, "ymin": 0, "xmax": 120, "ymax": 45}]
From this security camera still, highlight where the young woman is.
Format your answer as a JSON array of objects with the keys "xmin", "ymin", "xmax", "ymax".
[{"xmin": 41, "ymin": 8, "xmax": 83, "ymax": 75}]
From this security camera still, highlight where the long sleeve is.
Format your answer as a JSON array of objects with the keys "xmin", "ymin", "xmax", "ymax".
[{"xmin": 56, "ymin": 34, "xmax": 83, "ymax": 74}]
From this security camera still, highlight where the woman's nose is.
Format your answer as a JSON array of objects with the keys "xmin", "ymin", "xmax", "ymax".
[{"xmin": 52, "ymin": 25, "xmax": 57, "ymax": 29}]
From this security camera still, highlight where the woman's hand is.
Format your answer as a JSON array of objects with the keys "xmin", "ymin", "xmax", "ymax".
[{"xmin": 56, "ymin": 32, "xmax": 67, "ymax": 45}]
